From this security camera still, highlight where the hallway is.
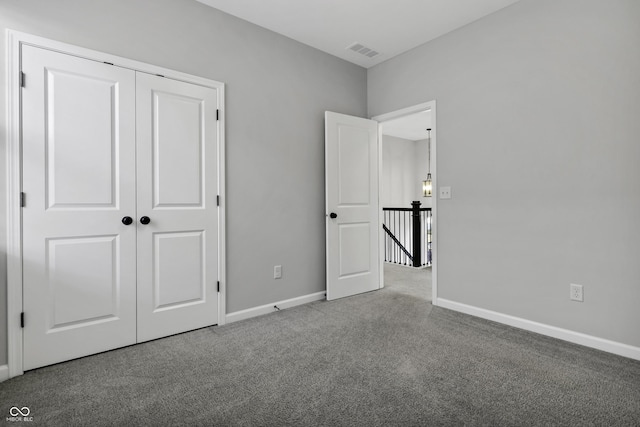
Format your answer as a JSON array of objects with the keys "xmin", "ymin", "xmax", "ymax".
[{"xmin": 383, "ymin": 263, "xmax": 431, "ymax": 301}]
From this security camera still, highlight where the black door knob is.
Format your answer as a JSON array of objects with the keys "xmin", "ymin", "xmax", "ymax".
[
  {"xmin": 122, "ymin": 216, "xmax": 133, "ymax": 225},
  {"xmin": 140, "ymin": 216, "xmax": 151, "ymax": 225},
  {"xmin": 329, "ymin": 212, "xmax": 337, "ymax": 219}
]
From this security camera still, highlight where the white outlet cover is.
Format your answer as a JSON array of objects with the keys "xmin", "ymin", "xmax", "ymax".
[
  {"xmin": 439, "ymin": 186, "xmax": 452, "ymax": 199},
  {"xmin": 570, "ymin": 283, "xmax": 583, "ymax": 302}
]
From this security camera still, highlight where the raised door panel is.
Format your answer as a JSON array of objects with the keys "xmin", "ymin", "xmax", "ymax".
[
  {"xmin": 136, "ymin": 72, "xmax": 219, "ymax": 342},
  {"xmin": 22, "ymin": 45, "xmax": 137, "ymax": 370}
]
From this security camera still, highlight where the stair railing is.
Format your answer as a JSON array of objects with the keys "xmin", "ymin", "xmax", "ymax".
[{"xmin": 382, "ymin": 201, "xmax": 432, "ymax": 267}]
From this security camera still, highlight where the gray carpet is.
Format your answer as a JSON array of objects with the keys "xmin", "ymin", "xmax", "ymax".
[
  {"xmin": 383, "ymin": 263, "xmax": 432, "ymax": 300},
  {"xmin": 1, "ymin": 264, "xmax": 639, "ymax": 426}
]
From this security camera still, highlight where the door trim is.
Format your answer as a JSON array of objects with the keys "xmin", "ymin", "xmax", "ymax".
[
  {"xmin": 371, "ymin": 100, "xmax": 438, "ymax": 304},
  {"xmin": 5, "ymin": 30, "xmax": 226, "ymax": 378}
]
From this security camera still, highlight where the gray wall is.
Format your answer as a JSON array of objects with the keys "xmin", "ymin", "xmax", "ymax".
[
  {"xmin": 369, "ymin": 0, "xmax": 640, "ymax": 347},
  {"xmin": 0, "ymin": 0, "xmax": 367, "ymax": 365},
  {"xmin": 381, "ymin": 135, "xmax": 417, "ymax": 208},
  {"xmin": 381, "ymin": 135, "xmax": 432, "ymax": 208}
]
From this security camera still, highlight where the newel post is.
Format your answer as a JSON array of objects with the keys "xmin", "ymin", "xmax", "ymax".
[{"xmin": 411, "ymin": 201, "xmax": 422, "ymax": 267}]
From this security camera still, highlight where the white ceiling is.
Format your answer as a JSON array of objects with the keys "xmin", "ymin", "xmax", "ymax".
[
  {"xmin": 195, "ymin": 0, "xmax": 522, "ymax": 68},
  {"xmin": 381, "ymin": 110, "xmax": 432, "ymax": 141}
]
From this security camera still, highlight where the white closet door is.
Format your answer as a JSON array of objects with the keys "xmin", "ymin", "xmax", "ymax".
[
  {"xmin": 135, "ymin": 73, "xmax": 219, "ymax": 342},
  {"xmin": 22, "ymin": 46, "xmax": 137, "ymax": 370}
]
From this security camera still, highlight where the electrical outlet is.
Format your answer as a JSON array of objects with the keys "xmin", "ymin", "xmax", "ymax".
[
  {"xmin": 439, "ymin": 186, "xmax": 452, "ymax": 199},
  {"xmin": 570, "ymin": 283, "xmax": 583, "ymax": 302},
  {"xmin": 274, "ymin": 265, "xmax": 282, "ymax": 279}
]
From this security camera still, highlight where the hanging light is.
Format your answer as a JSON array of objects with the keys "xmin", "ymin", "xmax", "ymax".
[
  {"xmin": 422, "ymin": 128, "xmax": 432, "ymax": 197},
  {"xmin": 422, "ymin": 174, "xmax": 432, "ymax": 197}
]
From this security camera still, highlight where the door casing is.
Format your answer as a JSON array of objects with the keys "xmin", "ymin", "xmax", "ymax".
[{"xmin": 5, "ymin": 30, "xmax": 226, "ymax": 378}]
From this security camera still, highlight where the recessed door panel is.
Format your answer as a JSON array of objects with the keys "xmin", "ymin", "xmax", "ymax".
[
  {"xmin": 45, "ymin": 69, "xmax": 118, "ymax": 209},
  {"xmin": 47, "ymin": 236, "xmax": 119, "ymax": 329},
  {"xmin": 152, "ymin": 91, "xmax": 204, "ymax": 208},
  {"xmin": 22, "ymin": 45, "xmax": 137, "ymax": 370},
  {"xmin": 153, "ymin": 231, "xmax": 204, "ymax": 310},
  {"xmin": 338, "ymin": 126, "xmax": 370, "ymax": 206},
  {"xmin": 339, "ymin": 224, "xmax": 370, "ymax": 277}
]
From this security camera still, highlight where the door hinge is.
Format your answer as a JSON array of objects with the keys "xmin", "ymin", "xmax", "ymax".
[
  {"xmin": 20, "ymin": 312, "xmax": 25, "ymax": 328},
  {"xmin": 216, "ymin": 109, "xmax": 219, "ymax": 121},
  {"xmin": 20, "ymin": 192, "xmax": 26, "ymax": 208},
  {"xmin": 217, "ymin": 195, "xmax": 220, "ymax": 206},
  {"xmin": 217, "ymin": 281, "xmax": 220, "ymax": 292},
  {"xmin": 19, "ymin": 71, "xmax": 25, "ymax": 88}
]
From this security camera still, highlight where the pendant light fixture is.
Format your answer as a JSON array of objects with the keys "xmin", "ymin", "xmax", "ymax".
[{"xmin": 422, "ymin": 128, "xmax": 432, "ymax": 197}]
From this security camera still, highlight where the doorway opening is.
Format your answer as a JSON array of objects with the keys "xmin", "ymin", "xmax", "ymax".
[{"xmin": 372, "ymin": 101, "xmax": 437, "ymax": 303}]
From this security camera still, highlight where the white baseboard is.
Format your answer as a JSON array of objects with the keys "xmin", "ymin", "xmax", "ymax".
[
  {"xmin": 434, "ymin": 298, "xmax": 640, "ymax": 361},
  {"xmin": 226, "ymin": 291, "xmax": 326, "ymax": 324},
  {"xmin": 0, "ymin": 364, "xmax": 9, "ymax": 383}
]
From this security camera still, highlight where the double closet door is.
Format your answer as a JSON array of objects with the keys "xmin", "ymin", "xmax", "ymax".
[{"xmin": 21, "ymin": 45, "xmax": 220, "ymax": 370}]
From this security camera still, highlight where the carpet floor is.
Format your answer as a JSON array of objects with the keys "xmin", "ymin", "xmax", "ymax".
[{"xmin": 1, "ymin": 264, "xmax": 639, "ymax": 426}]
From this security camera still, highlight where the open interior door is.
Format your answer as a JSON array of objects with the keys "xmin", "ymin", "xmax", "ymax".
[{"xmin": 325, "ymin": 111, "xmax": 380, "ymax": 300}]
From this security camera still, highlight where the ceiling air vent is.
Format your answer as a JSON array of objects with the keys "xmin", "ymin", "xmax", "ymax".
[{"xmin": 346, "ymin": 42, "xmax": 380, "ymax": 59}]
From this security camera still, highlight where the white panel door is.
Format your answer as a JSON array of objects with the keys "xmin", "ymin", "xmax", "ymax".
[
  {"xmin": 22, "ymin": 46, "xmax": 137, "ymax": 370},
  {"xmin": 325, "ymin": 111, "xmax": 380, "ymax": 300},
  {"xmin": 135, "ymin": 73, "xmax": 219, "ymax": 342}
]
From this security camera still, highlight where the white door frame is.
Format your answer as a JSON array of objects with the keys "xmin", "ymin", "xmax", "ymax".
[
  {"xmin": 5, "ymin": 30, "xmax": 227, "ymax": 378},
  {"xmin": 371, "ymin": 100, "xmax": 438, "ymax": 304}
]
